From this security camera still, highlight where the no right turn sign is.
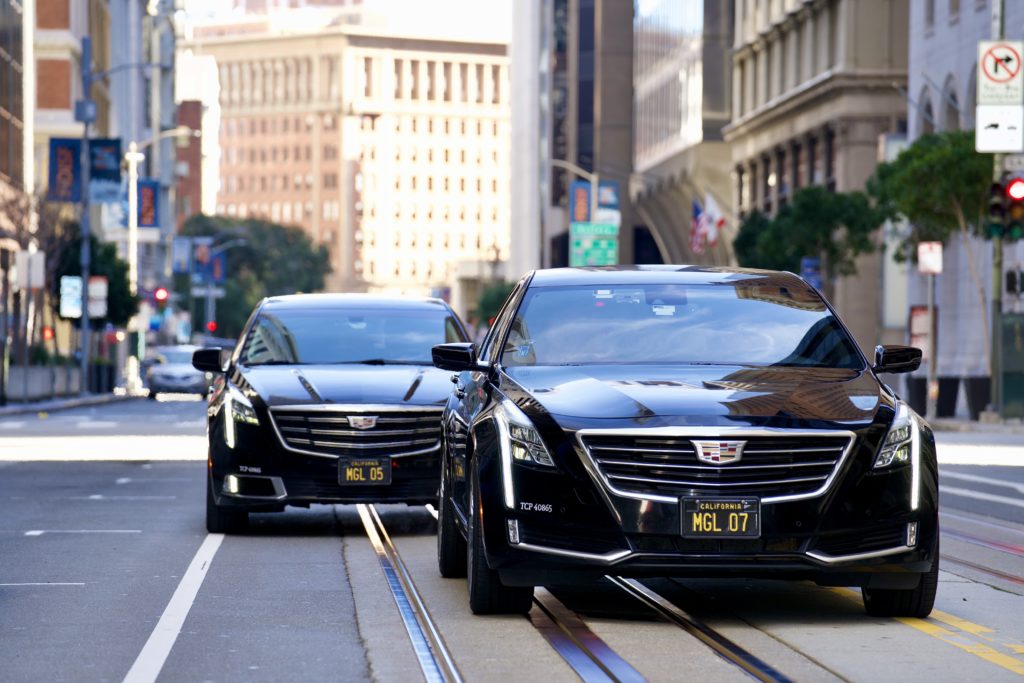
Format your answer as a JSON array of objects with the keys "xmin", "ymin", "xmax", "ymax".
[{"xmin": 978, "ymin": 40, "xmax": 1024, "ymax": 105}]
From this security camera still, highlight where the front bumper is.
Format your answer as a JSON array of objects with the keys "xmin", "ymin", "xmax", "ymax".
[
  {"xmin": 208, "ymin": 404, "xmax": 441, "ymax": 508},
  {"xmin": 473, "ymin": 424, "xmax": 939, "ymax": 589}
]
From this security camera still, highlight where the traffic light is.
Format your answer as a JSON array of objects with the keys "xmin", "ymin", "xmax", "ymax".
[
  {"xmin": 206, "ymin": 320, "xmax": 218, "ymax": 333},
  {"xmin": 987, "ymin": 181, "xmax": 1006, "ymax": 238},
  {"xmin": 154, "ymin": 286, "xmax": 169, "ymax": 311},
  {"xmin": 1008, "ymin": 177, "xmax": 1024, "ymax": 241}
]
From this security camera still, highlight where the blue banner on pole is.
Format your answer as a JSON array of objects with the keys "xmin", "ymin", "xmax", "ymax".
[
  {"xmin": 47, "ymin": 138, "xmax": 82, "ymax": 202},
  {"xmin": 89, "ymin": 138, "xmax": 122, "ymax": 203},
  {"xmin": 137, "ymin": 179, "xmax": 160, "ymax": 228},
  {"xmin": 800, "ymin": 256, "xmax": 823, "ymax": 290},
  {"xmin": 569, "ymin": 180, "xmax": 591, "ymax": 223},
  {"xmin": 210, "ymin": 253, "xmax": 226, "ymax": 284}
]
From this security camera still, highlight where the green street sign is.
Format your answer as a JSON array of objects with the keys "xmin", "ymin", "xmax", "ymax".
[{"xmin": 570, "ymin": 222, "xmax": 619, "ymax": 266}]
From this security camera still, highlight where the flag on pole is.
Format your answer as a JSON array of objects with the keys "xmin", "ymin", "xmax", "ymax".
[
  {"xmin": 690, "ymin": 200, "xmax": 705, "ymax": 254},
  {"xmin": 700, "ymin": 193, "xmax": 726, "ymax": 249}
]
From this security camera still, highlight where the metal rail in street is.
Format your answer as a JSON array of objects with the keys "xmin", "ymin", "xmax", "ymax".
[
  {"xmin": 942, "ymin": 554, "xmax": 1024, "ymax": 586},
  {"xmin": 357, "ymin": 504, "xmax": 463, "ymax": 683},
  {"xmin": 607, "ymin": 576, "xmax": 795, "ymax": 683}
]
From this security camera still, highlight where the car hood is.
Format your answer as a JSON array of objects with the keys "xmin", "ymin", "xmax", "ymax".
[
  {"xmin": 503, "ymin": 364, "xmax": 885, "ymax": 426},
  {"xmin": 239, "ymin": 364, "xmax": 451, "ymax": 408}
]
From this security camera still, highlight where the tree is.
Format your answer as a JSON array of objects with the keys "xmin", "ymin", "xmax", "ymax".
[
  {"xmin": 866, "ymin": 130, "xmax": 994, "ymax": 366},
  {"xmin": 733, "ymin": 186, "xmax": 885, "ymax": 292},
  {"xmin": 54, "ymin": 223, "xmax": 138, "ymax": 329},
  {"xmin": 180, "ymin": 215, "xmax": 333, "ymax": 338},
  {"xmin": 476, "ymin": 280, "xmax": 515, "ymax": 325}
]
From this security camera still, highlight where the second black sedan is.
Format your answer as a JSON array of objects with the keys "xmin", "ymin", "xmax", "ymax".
[
  {"xmin": 193, "ymin": 294, "xmax": 468, "ymax": 533},
  {"xmin": 432, "ymin": 266, "xmax": 938, "ymax": 618}
]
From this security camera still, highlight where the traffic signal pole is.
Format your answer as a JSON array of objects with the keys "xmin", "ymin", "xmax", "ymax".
[{"xmin": 990, "ymin": 0, "xmax": 1005, "ymax": 416}]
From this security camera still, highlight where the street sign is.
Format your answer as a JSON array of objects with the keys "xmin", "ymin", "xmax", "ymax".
[
  {"xmin": 569, "ymin": 222, "xmax": 618, "ymax": 266},
  {"xmin": 1005, "ymin": 153, "xmax": 1024, "ymax": 171},
  {"xmin": 59, "ymin": 276, "xmax": 83, "ymax": 319},
  {"xmin": 978, "ymin": 41, "xmax": 1024, "ymax": 105},
  {"xmin": 918, "ymin": 241, "xmax": 943, "ymax": 275},
  {"xmin": 191, "ymin": 286, "xmax": 225, "ymax": 298},
  {"xmin": 975, "ymin": 104, "xmax": 1024, "ymax": 152},
  {"xmin": 14, "ymin": 251, "xmax": 45, "ymax": 289},
  {"xmin": 74, "ymin": 98, "xmax": 97, "ymax": 124},
  {"xmin": 171, "ymin": 236, "xmax": 192, "ymax": 274},
  {"xmin": 88, "ymin": 275, "xmax": 108, "ymax": 319}
]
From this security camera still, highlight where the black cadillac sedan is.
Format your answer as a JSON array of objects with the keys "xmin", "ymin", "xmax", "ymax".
[
  {"xmin": 432, "ymin": 266, "xmax": 937, "ymax": 617},
  {"xmin": 193, "ymin": 294, "xmax": 468, "ymax": 533}
]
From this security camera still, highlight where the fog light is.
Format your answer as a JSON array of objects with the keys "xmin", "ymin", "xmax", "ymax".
[
  {"xmin": 225, "ymin": 474, "xmax": 239, "ymax": 494},
  {"xmin": 507, "ymin": 519, "xmax": 520, "ymax": 545},
  {"xmin": 906, "ymin": 522, "xmax": 919, "ymax": 548}
]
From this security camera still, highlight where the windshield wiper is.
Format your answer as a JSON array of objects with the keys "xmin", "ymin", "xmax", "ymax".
[{"xmin": 332, "ymin": 359, "xmax": 432, "ymax": 366}]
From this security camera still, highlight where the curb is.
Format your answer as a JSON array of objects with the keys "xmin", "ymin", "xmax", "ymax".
[{"xmin": 0, "ymin": 392, "xmax": 136, "ymax": 417}]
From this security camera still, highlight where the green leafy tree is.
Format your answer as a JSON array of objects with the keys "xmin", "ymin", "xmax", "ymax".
[
  {"xmin": 179, "ymin": 215, "xmax": 333, "ymax": 338},
  {"xmin": 733, "ymin": 186, "xmax": 885, "ymax": 290},
  {"xmin": 866, "ymin": 130, "xmax": 994, "ymax": 367},
  {"xmin": 54, "ymin": 223, "xmax": 138, "ymax": 328},
  {"xmin": 477, "ymin": 280, "xmax": 515, "ymax": 325}
]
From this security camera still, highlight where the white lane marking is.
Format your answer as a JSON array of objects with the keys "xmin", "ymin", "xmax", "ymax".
[
  {"xmin": 24, "ymin": 530, "xmax": 142, "ymax": 536},
  {"xmin": 942, "ymin": 470, "xmax": 1024, "ymax": 495},
  {"xmin": 940, "ymin": 485, "xmax": 1024, "ymax": 510},
  {"xmin": 117, "ymin": 477, "xmax": 132, "ymax": 485},
  {"xmin": 0, "ymin": 421, "xmax": 26, "ymax": 429},
  {"xmin": 0, "ymin": 582, "xmax": 85, "ymax": 587},
  {"xmin": 0, "ymin": 436, "xmax": 206, "ymax": 462},
  {"xmin": 76, "ymin": 495, "xmax": 176, "ymax": 501},
  {"xmin": 77, "ymin": 421, "xmax": 118, "ymax": 429},
  {"xmin": 937, "ymin": 444, "xmax": 1024, "ymax": 466},
  {"xmin": 123, "ymin": 534, "xmax": 224, "ymax": 683}
]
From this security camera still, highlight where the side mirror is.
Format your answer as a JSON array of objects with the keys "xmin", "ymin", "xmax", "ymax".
[
  {"xmin": 193, "ymin": 347, "xmax": 225, "ymax": 374},
  {"xmin": 432, "ymin": 343, "xmax": 478, "ymax": 372},
  {"xmin": 873, "ymin": 345, "xmax": 922, "ymax": 374}
]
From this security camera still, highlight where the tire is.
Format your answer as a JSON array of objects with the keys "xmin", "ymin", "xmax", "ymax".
[
  {"xmin": 862, "ymin": 538, "xmax": 939, "ymax": 618},
  {"xmin": 206, "ymin": 473, "xmax": 248, "ymax": 534},
  {"xmin": 437, "ymin": 455, "xmax": 467, "ymax": 578},
  {"xmin": 466, "ymin": 469, "xmax": 533, "ymax": 615}
]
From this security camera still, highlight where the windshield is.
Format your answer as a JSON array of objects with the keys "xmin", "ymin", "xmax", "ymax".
[
  {"xmin": 239, "ymin": 307, "xmax": 465, "ymax": 366},
  {"xmin": 158, "ymin": 349, "xmax": 195, "ymax": 365},
  {"xmin": 500, "ymin": 284, "xmax": 864, "ymax": 369}
]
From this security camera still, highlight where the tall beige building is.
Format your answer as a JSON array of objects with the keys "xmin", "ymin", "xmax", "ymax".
[
  {"xmin": 723, "ymin": 0, "xmax": 908, "ymax": 353},
  {"xmin": 189, "ymin": 15, "xmax": 510, "ymax": 311}
]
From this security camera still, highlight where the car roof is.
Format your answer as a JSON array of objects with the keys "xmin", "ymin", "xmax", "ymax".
[
  {"xmin": 261, "ymin": 293, "xmax": 453, "ymax": 310},
  {"xmin": 527, "ymin": 265, "xmax": 812, "ymax": 290}
]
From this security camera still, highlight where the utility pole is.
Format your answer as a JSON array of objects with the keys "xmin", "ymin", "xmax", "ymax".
[
  {"xmin": 990, "ymin": 0, "xmax": 1006, "ymax": 417},
  {"xmin": 78, "ymin": 37, "xmax": 93, "ymax": 395}
]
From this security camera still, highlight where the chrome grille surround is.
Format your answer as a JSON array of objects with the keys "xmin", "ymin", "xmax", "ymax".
[
  {"xmin": 575, "ymin": 427, "xmax": 857, "ymax": 505},
  {"xmin": 269, "ymin": 404, "xmax": 443, "ymax": 460}
]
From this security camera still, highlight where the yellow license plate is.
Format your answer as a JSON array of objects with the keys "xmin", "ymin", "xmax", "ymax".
[
  {"xmin": 682, "ymin": 498, "xmax": 760, "ymax": 538},
  {"xmin": 339, "ymin": 458, "xmax": 391, "ymax": 485}
]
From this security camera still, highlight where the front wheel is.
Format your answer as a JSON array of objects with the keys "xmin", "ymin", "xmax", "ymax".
[
  {"xmin": 466, "ymin": 469, "xmax": 533, "ymax": 615},
  {"xmin": 862, "ymin": 539, "xmax": 939, "ymax": 618},
  {"xmin": 206, "ymin": 473, "xmax": 248, "ymax": 534},
  {"xmin": 437, "ymin": 454, "xmax": 467, "ymax": 577}
]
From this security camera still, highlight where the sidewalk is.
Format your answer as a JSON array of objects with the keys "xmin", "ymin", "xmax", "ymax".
[
  {"xmin": 930, "ymin": 417, "xmax": 1024, "ymax": 435},
  {"xmin": 0, "ymin": 391, "xmax": 135, "ymax": 417}
]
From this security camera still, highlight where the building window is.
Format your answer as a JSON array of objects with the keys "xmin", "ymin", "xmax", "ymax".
[
  {"xmin": 925, "ymin": 0, "xmax": 935, "ymax": 27},
  {"xmin": 949, "ymin": 0, "xmax": 960, "ymax": 18}
]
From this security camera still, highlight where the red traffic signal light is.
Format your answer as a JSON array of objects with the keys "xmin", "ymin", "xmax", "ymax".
[
  {"xmin": 154, "ymin": 287, "xmax": 169, "ymax": 303},
  {"xmin": 1007, "ymin": 178, "xmax": 1024, "ymax": 201},
  {"xmin": 206, "ymin": 320, "xmax": 218, "ymax": 333}
]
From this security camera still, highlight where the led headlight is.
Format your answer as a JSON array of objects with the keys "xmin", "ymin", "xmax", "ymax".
[
  {"xmin": 496, "ymin": 399, "xmax": 555, "ymax": 467},
  {"xmin": 493, "ymin": 398, "xmax": 555, "ymax": 510},
  {"xmin": 873, "ymin": 401, "xmax": 916, "ymax": 469},
  {"xmin": 224, "ymin": 384, "xmax": 259, "ymax": 449}
]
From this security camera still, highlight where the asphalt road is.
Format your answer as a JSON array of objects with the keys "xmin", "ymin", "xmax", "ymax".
[{"xmin": 1, "ymin": 397, "xmax": 1023, "ymax": 682}]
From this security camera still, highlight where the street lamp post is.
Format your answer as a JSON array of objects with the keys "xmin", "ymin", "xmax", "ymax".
[{"xmin": 125, "ymin": 126, "xmax": 200, "ymax": 297}]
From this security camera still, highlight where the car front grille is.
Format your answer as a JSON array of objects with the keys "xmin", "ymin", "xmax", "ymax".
[
  {"xmin": 269, "ymin": 406, "xmax": 443, "ymax": 459},
  {"xmin": 578, "ymin": 431, "xmax": 854, "ymax": 502}
]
